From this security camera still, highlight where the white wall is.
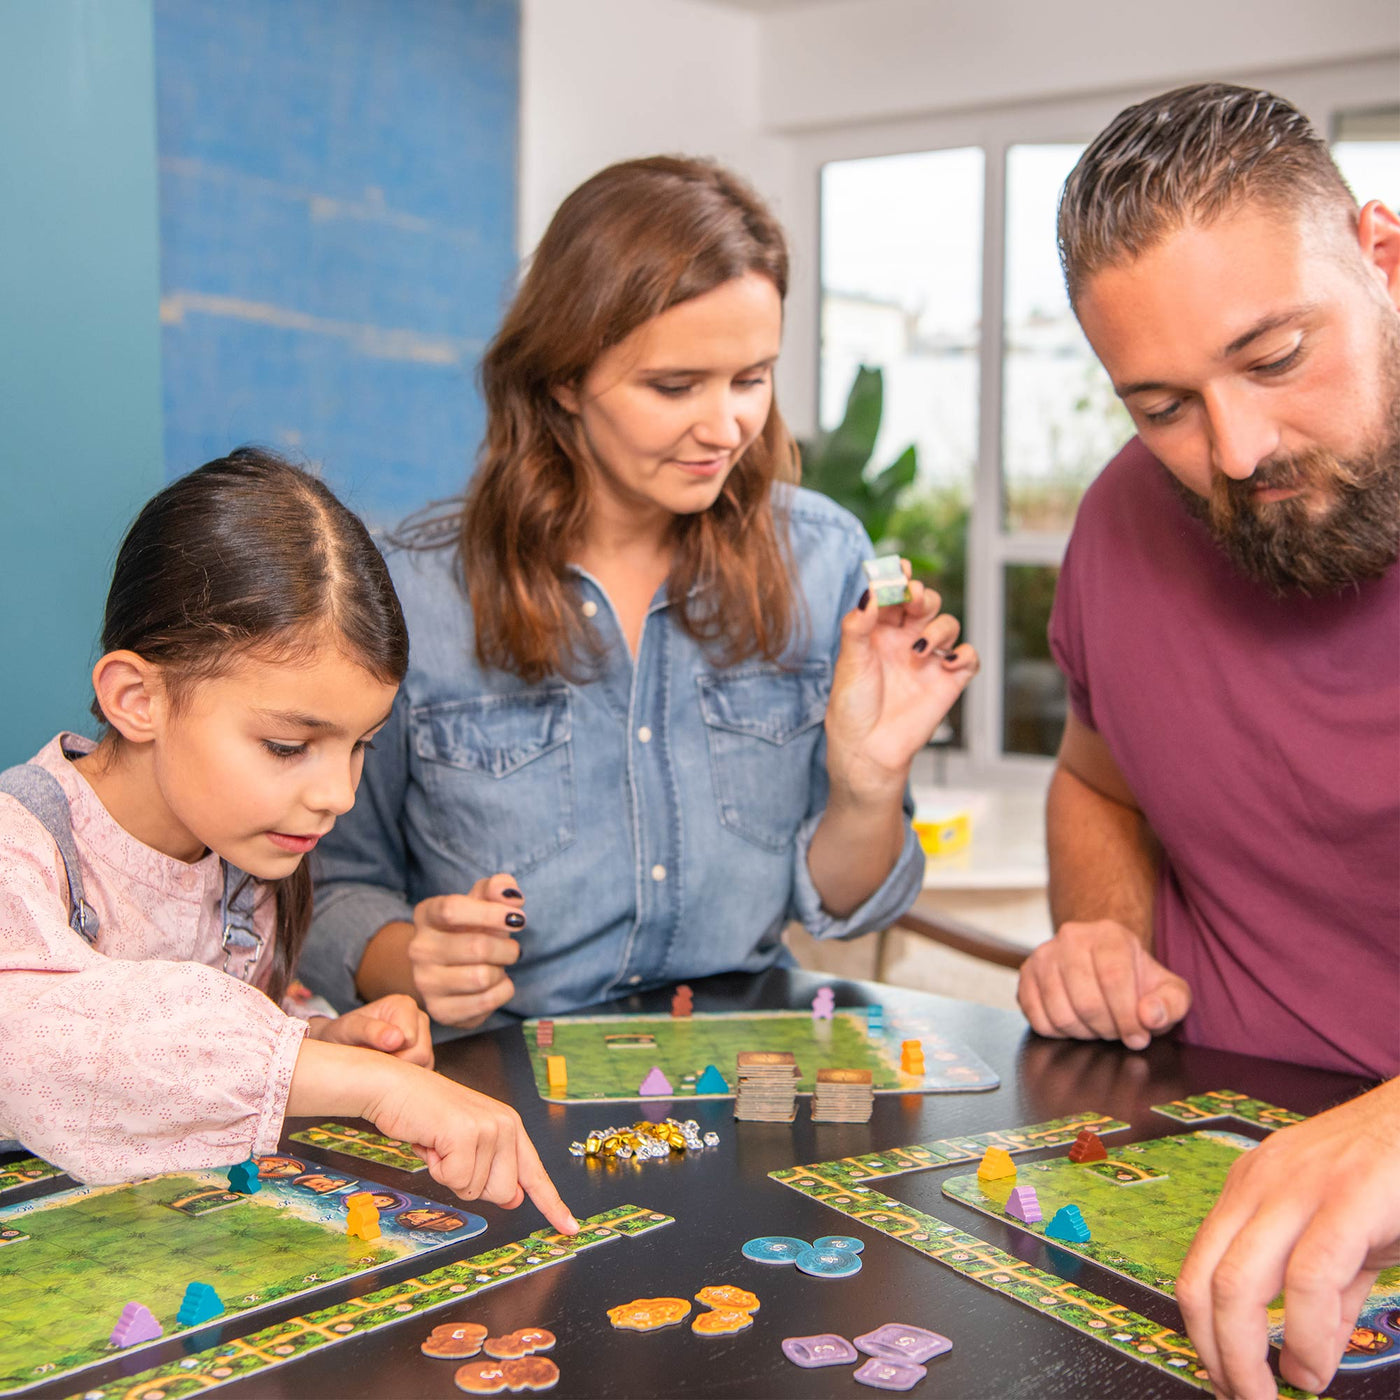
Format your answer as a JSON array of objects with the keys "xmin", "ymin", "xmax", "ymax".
[{"xmin": 758, "ymin": 0, "xmax": 1399, "ymax": 131}]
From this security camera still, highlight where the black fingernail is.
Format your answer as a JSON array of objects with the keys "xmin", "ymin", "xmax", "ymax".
[
  {"xmin": 505, "ymin": 912, "xmax": 526, "ymax": 929},
  {"xmin": 912, "ymin": 637, "xmax": 928, "ymax": 654},
  {"xmin": 858, "ymin": 589, "xmax": 870, "ymax": 611},
  {"xmin": 503, "ymin": 887, "xmax": 523, "ymax": 901}
]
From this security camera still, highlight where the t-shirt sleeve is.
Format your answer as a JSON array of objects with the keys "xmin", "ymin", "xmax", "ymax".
[
  {"xmin": 1048, "ymin": 525, "xmax": 1098, "ymax": 732},
  {"xmin": 0, "ymin": 803, "xmax": 306, "ymax": 1182}
]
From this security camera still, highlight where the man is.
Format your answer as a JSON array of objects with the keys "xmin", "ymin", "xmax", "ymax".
[{"xmin": 1017, "ymin": 84, "xmax": 1399, "ymax": 1400}]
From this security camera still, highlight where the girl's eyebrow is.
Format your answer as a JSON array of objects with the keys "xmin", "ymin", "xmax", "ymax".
[{"xmin": 254, "ymin": 706, "xmax": 394, "ymax": 735}]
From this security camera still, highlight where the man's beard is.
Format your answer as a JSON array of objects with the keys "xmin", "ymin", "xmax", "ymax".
[{"xmin": 1170, "ymin": 359, "xmax": 1400, "ymax": 597}]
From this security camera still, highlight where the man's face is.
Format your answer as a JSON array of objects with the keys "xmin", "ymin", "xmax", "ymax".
[{"xmin": 1077, "ymin": 200, "xmax": 1400, "ymax": 593}]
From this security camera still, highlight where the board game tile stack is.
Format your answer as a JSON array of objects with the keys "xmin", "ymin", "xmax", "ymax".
[
  {"xmin": 546, "ymin": 1054, "xmax": 567, "ymax": 1093},
  {"xmin": 899, "ymin": 1039, "xmax": 925, "ymax": 1075},
  {"xmin": 535, "ymin": 1019, "xmax": 554, "ymax": 1049},
  {"xmin": 734, "ymin": 1051, "xmax": 800, "ymax": 1122},
  {"xmin": 671, "ymin": 984, "xmax": 693, "ymax": 1018},
  {"xmin": 109, "ymin": 1301, "xmax": 162, "ymax": 1347},
  {"xmin": 1005, "ymin": 1185, "xmax": 1042, "ymax": 1223},
  {"xmin": 1067, "ymin": 1127, "xmax": 1107, "ymax": 1162},
  {"xmin": 811, "ymin": 1067, "xmax": 875, "ymax": 1123}
]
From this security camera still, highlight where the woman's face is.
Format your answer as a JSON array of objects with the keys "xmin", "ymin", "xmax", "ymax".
[{"xmin": 557, "ymin": 272, "xmax": 783, "ymax": 529}]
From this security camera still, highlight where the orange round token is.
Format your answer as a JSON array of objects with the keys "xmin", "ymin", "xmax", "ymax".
[
  {"xmin": 692, "ymin": 1308, "xmax": 754, "ymax": 1335},
  {"xmin": 501, "ymin": 1356, "xmax": 560, "ymax": 1392},
  {"xmin": 695, "ymin": 1285, "xmax": 760, "ymax": 1313},
  {"xmin": 606, "ymin": 1297, "xmax": 692, "ymax": 1331},
  {"xmin": 423, "ymin": 1322, "xmax": 488, "ymax": 1359},
  {"xmin": 484, "ymin": 1327, "xmax": 557, "ymax": 1359},
  {"xmin": 453, "ymin": 1358, "xmax": 509, "ymax": 1394}
]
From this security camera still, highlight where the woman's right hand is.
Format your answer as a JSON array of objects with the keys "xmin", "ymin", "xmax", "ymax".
[{"xmin": 406, "ymin": 875, "xmax": 525, "ymax": 1027}]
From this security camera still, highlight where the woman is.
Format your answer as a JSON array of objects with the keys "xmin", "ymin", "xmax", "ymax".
[{"xmin": 304, "ymin": 157, "xmax": 977, "ymax": 1028}]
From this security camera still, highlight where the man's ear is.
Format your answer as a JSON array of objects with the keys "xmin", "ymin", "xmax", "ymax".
[
  {"xmin": 551, "ymin": 380, "xmax": 581, "ymax": 415},
  {"xmin": 91, "ymin": 651, "xmax": 164, "ymax": 744},
  {"xmin": 1357, "ymin": 200, "xmax": 1400, "ymax": 310}
]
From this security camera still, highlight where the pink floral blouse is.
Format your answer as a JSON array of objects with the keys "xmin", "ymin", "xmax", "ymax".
[{"xmin": 0, "ymin": 735, "xmax": 307, "ymax": 1181}]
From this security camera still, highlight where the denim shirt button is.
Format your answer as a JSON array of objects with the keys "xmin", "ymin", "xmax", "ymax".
[
  {"xmin": 650, "ymin": 863, "xmax": 667, "ymax": 882},
  {"xmin": 637, "ymin": 726, "xmax": 652, "ymax": 744},
  {"xmin": 581, "ymin": 600, "xmax": 598, "ymax": 618},
  {"xmin": 628, "ymin": 974, "xmax": 642, "ymax": 985}
]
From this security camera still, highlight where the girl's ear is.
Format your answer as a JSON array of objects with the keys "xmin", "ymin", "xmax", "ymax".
[
  {"xmin": 551, "ymin": 380, "xmax": 581, "ymax": 415},
  {"xmin": 91, "ymin": 651, "xmax": 164, "ymax": 744}
]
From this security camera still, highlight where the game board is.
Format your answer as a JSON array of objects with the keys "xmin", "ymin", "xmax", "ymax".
[
  {"xmin": 0, "ymin": 1154, "xmax": 487, "ymax": 1394},
  {"xmin": 0, "ymin": 1156, "xmax": 63, "ymax": 1201},
  {"xmin": 522, "ymin": 1009, "xmax": 998, "ymax": 1102},
  {"xmin": 770, "ymin": 1102, "xmax": 1337, "ymax": 1397},
  {"xmin": 63, "ymin": 1205, "xmax": 672, "ymax": 1400},
  {"xmin": 945, "ymin": 1126, "xmax": 1400, "ymax": 1376},
  {"xmin": 288, "ymin": 1122, "xmax": 428, "ymax": 1173}
]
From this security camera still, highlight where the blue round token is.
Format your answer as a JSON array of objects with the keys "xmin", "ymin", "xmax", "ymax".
[
  {"xmin": 741, "ymin": 1235, "xmax": 810, "ymax": 1265},
  {"xmin": 794, "ymin": 1244, "xmax": 863, "ymax": 1279},
  {"xmin": 813, "ymin": 1234, "xmax": 864, "ymax": 1254}
]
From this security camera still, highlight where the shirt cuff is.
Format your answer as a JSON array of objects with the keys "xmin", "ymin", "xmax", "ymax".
[
  {"xmin": 253, "ymin": 1014, "xmax": 309, "ymax": 1157},
  {"xmin": 302, "ymin": 882, "xmax": 414, "ymax": 1013},
  {"xmin": 790, "ymin": 812, "xmax": 926, "ymax": 940}
]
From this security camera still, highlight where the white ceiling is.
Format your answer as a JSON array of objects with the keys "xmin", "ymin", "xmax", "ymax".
[{"xmin": 697, "ymin": 0, "xmax": 849, "ymax": 11}]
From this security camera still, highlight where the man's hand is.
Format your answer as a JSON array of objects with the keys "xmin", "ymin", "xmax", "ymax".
[
  {"xmin": 1017, "ymin": 919, "xmax": 1192, "ymax": 1051},
  {"xmin": 407, "ymin": 875, "xmax": 524, "ymax": 1028},
  {"xmin": 1176, "ymin": 1080, "xmax": 1400, "ymax": 1399},
  {"xmin": 307, "ymin": 993, "xmax": 434, "ymax": 1067}
]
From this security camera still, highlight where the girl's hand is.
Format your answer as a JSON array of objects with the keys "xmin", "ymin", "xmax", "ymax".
[
  {"xmin": 407, "ymin": 875, "xmax": 524, "ymax": 1028},
  {"xmin": 307, "ymin": 994, "xmax": 434, "ymax": 1068},
  {"xmin": 364, "ymin": 1060, "xmax": 579, "ymax": 1237},
  {"xmin": 826, "ymin": 563, "xmax": 979, "ymax": 800}
]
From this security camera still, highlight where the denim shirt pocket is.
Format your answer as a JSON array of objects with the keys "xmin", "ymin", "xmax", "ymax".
[
  {"xmin": 409, "ymin": 688, "xmax": 576, "ymax": 877},
  {"xmin": 696, "ymin": 661, "xmax": 830, "ymax": 853}
]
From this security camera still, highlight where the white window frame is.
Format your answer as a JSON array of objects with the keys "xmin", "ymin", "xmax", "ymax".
[{"xmin": 785, "ymin": 55, "xmax": 1399, "ymax": 786}]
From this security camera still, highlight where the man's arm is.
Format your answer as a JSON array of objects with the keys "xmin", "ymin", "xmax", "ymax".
[{"xmin": 1018, "ymin": 713, "xmax": 1192, "ymax": 1050}]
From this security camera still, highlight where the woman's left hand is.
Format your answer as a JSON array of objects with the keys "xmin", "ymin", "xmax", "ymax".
[
  {"xmin": 825, "ymin": 564, "xmax": 979, "ymax": 800},
  {"xmin": 307, "ymin": 993, "xmax": 435, "ymax": 1069}
]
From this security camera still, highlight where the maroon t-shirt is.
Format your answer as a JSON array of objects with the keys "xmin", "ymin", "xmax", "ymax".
[{"xmin": 1050, "ymin": 437, "xmax": 1400, "ymax": 1079}]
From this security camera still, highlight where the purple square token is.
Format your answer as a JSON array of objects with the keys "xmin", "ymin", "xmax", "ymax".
[
  {"xmin": 781, "ymin": 1334, "xmax": 859, "ymax": 1368},
  {"xmin": 853, "ymin": 1357, "xmax": 928, "ymax": 1391},
  {"xmin": 854, "ymin": 1323, "xmax": 953, "ymax": 1365}
]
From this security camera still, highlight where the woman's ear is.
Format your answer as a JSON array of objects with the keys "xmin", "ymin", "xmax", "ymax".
[
  {"xmin": 91, "ymin": 651, "xmax": 164, "ymax": 744},
  {"xmin": 550, "ymin": 381, "xmax": 581, "ymax": 415}
]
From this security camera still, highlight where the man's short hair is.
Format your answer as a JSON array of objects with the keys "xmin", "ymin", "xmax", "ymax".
[{"xmin": 1058, "ymin": 83, "xmax": 1357, "ymax": 305}]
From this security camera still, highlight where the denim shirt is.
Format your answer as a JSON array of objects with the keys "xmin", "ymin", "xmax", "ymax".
[{"xmin": 303, "ymin": 486, "xmax": 925, "ymax": 1019}]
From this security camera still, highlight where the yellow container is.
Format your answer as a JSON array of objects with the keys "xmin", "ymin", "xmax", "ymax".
[{"xmin": 912, "ymin": 806, "xmax": 971, "ymax": 858}]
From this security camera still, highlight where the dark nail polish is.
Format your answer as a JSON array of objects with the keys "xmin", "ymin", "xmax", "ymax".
[
  {"xmin": 912, "ymin": 637, "xmax": 928, "ymax": 654},
  {"xmin": 858, "ymin": 589, "xmax": 870, "ymax": 611},
  {"xmin": 505, "ymin": 912, "xmax": 526, "ymax": 929},
  {"xmin": 502, "ymin": 887, "xmax": 524, "ymax": 901}
]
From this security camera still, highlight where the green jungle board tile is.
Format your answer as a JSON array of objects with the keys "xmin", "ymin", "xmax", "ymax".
[
  {"xmin": 769, "ymin": 1106, "xmax": 1331, "ymax": 1398},
  {"xmin": 288, "ymin": 1123, "xmax": 427, "ymax": 1172},
  {"xmin": 0, "ymin": 1157, "xmax": 488, "ymax": 1394},
  {"xmin": 522, "ymin": 1008, "xmax": 998, "ymax": 1101},
  {"xmin": 63, "ymin": 1205, "xmax": 672, "ymax": 1400},
  {"xmin": 946, "ymin": 1126, "xmax": 1400, "ymax": 1377},
  {"xmin": 0, "ymin": 1157, "xmax": 63, "ymax": 1199},
  {"xmin": 1151, "ymin": 1090, "xmax": 1307, "ymax": 1131}
]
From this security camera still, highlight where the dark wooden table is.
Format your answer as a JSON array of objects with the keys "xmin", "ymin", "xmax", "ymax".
[{"xmin": 35, "ymin": 969, "xmax": 1390, "ymax": 1399}]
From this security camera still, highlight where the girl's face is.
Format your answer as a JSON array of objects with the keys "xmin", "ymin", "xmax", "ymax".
[
  {"xmin": 147, "ymin": 640, "xmax": 397, "ymax": 878},
  {"xmin": 557, "ymin": 272, "xmax": 783, "ymax": 531}
]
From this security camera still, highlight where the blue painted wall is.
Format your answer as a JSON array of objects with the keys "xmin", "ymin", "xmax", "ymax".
[
  {"xmin": 0, "ymin": 0, "xmax": 166, "ymax": 767},
  {"xmin": 154, "ymin": 0, "xmax": 520, "ymax": 526}
]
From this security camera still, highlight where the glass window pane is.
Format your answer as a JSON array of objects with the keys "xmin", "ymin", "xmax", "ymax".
[
  {"xmin": 1002, "ymin": 145, "xmax": 1132, "ymax": 534},
  {"xmin": 1332, "ymin": 105, "xmax": 1400, "ymax": 213},
  {"xmin": 1003, "ymin": 563, "xmax": 1064, "ymax": 757},
  {"xmin": 819, "ymin": 148, "xmax": 983, "ymax": 746}
]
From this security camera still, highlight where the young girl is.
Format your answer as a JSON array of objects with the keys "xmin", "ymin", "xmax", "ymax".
[
  {"xmin": 0, "ymin": 448, "xmax": 576, "ymax": 1235},
  {"xmin": 304, "ymin": 157, "xmax": 978, "ymax": 1029}
]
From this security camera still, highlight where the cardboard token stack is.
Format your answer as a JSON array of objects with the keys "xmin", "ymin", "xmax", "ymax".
[
  {"xmin": 733, "ymin": 1051, "xmax": 800, "ymax": 1122},
  {"xmin": 810, "ymin": 1067, "xmax": 874, "ymax": 1123}
]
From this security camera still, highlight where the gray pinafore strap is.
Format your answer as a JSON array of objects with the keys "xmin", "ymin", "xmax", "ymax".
[{"xmin": 0, "ymin": 764, "xmax": 99, "ymax": 943}]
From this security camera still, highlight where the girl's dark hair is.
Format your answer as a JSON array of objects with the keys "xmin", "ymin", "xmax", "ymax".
[{"xmin": 95, "ymin": 447, "xmax": 409, "ymax": 1001}]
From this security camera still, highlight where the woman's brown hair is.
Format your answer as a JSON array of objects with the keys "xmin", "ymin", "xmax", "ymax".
[
  {"xmin": 440, "ymin": 156, "xmax": 801, "ymax": 681},
  {"xmin": 94, "ymin": 447, "xmax": 409, "ymax": 1002}
]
